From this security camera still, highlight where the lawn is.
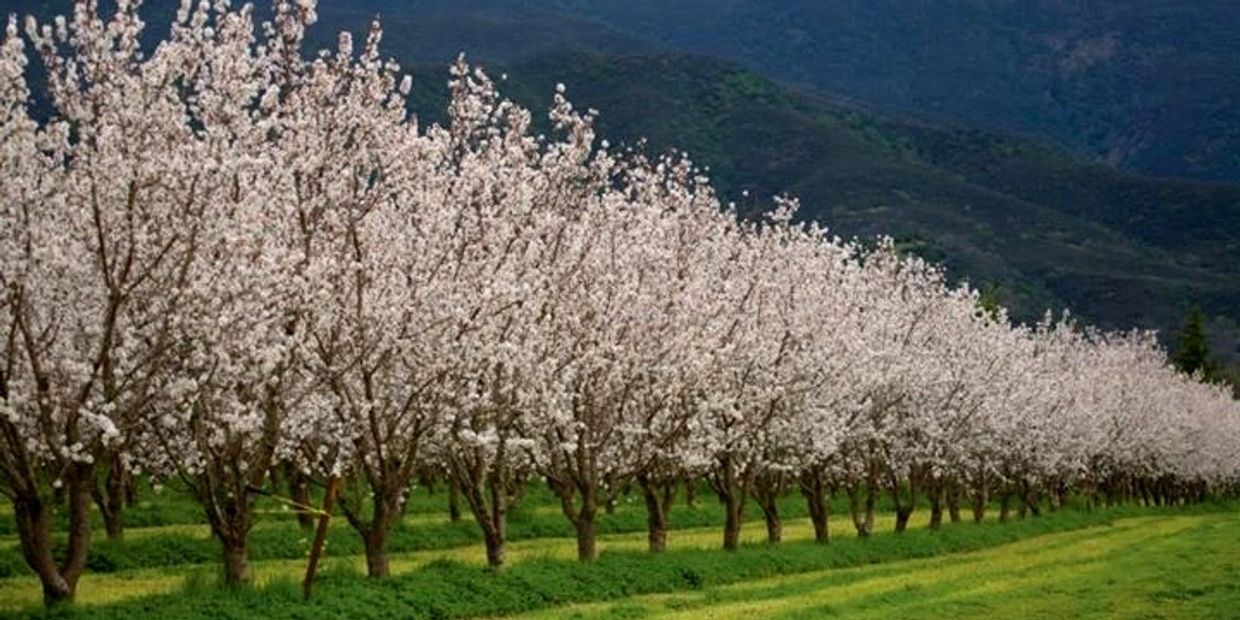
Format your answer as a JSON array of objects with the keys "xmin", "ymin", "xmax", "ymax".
[
  {"xmin": 1, "ymin": 488, "xmax": 1235, "ymax": 619},
  {"xmin": 506, "ymin": 512, "xmax": 1240, "ymax": 620}
]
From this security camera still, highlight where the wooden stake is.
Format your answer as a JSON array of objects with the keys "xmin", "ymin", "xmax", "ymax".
[{"xmin": 303, "ymin": 475, "xmax": 339, "ymax": 601}]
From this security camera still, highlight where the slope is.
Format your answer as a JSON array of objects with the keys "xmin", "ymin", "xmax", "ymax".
[{"xmin": 404, "ymin": 52, "xmax": 1240, "ymax": 349}]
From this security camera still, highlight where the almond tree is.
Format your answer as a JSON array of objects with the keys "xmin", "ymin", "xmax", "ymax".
[
  {"xmin": 126, "ymin": 0, "xmax": 320, "ymax": 586},
  {"xmin": 1, "ymin": 3, "xmax": 201, "ymax": 601}
]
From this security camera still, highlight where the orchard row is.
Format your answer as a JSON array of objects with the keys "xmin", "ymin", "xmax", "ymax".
[{"xmin": 2, "ymin": 1, "xmax": 1237, "ymax": 606}]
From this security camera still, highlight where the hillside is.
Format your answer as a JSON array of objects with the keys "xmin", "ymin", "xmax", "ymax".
[
  {"xmin": 557, "ymin": 0, "xmax": 1240, "ymax": 183},
  {"xmin": 184, "ymin": 0, "xmax": 1240, "ymax": 184},
  {"xmin": 8, "ymin": 1, "xmax": 1240, "ymax": 182},
  {"xmin": 403, "ymin": 52, "xmax": 1240, "ymax": 354}
]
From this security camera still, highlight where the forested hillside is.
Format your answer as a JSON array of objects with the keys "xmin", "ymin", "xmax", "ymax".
[
  {"xmin": 401, "ymin": 52, "xmax": 1240, "ymax": 357},
  {"xmin": 287, "ymin": 0, "xmax": 1240, "ymax": 183}
]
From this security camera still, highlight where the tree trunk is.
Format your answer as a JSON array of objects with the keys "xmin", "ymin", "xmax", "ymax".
[
  {"xmin": 685, "ymin": 477, "xmax": 699, "ymax": 508},
  {"xmin": 946, "ymin": 480, "xmax": 962, "ymax": 524},
  {"xmin": 457, "ymin": 461, "xmax": 510, "ymax": 568},
  {"xmin": 556, "ymin": 482, "xmax": 599, "ymax": 563},
  {"xmin": 639, "ymin": 475, "xmax": 672, "ymax": 552},
  {"xmin": 928, "ymin": 480, "xmax": 944, "ymax": 531},
  {"xmin": 865, "ymin": 479, "xmax": 878, "ymax": 534},
  {"xmin": 722, "ymin": 489, "xmax": 744, "ymax": 550},
  {"xmin": 1024, "ymin": 481, "xmax": 1042, "ymax": 518},
  {"xmin": 96, "ymin": 452, "xmax": 127, "ymax": 542},
  {"xmin": 972, "ymin": 473, "xmax": 989, "ymax": 523},
  {"xmin": 890, "ymin": 474, "xmax": 917, "ymax": 533},
  {"xmin": 895, "ymin": 506, "xmax": 914, "ymax": 532},
  {"xmin": 286, "ymin": 464, "xmax": 314, "ymax": 530},
  {"xmin": 484, "ymin": 527, "xmax": 506, "ymax": 567},
  {"xmin": 753, "ymin": 471, "xmax": 784, "ymax": 544},
  {"xmin": 13, "ymin": 491, "xmax": 81, "ymax": 606},
  {"xmin": 363, "ymin": 528, "xmax": 390, "ymax": 578},
  {"xmin": 800, "ymin": 470, "xmax": 830, "ymax": 544},
  {"xmin": 448, "ymin": 477, "xmax": 462, "ymax": 523},
  {"xmin": 574, "ymin": 509, "xmax": 597, "ymax": 562},
  {"xmin": 202, "ymin": 493, "xmax": 258, "ymax": 587},
  {"xmin": 482, "ymin": 474, "xmax": 508, "ymax": 568},
  {"xmin": 221, "ymin": 537, "xmax": 251, "ymax": 586},
  {"xmin": 125, "ymin": 478, "xmax": 139, "ymax": 508},
  {"xmin": 342, "ymin": 494, "xmax": 396, "ymax": 579},
  {"xmin": 1000, "ymin": 489, "xmax": 1014, "ymax": 523},
  {"xmin": 713, "ymin": 458, "xmax": 748, "ymax": 551},
  {"xmin": 358, "ymin": 494, "xmax": 397, "ymax": 579},
  {"xmin": 41, "ymin": 576, "xmax": 74, "ymax": 606},
  {"xmin": 847, "ymin": 483, "xmax": 874, "ymax": 537},
  {"xmin": 760, "ymin": 495, "xmax": 782, "ymax": 543}
]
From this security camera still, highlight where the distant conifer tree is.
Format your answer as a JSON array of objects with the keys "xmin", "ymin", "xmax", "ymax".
[{"xmin": 1173, "ymin": 307, "xmax": 1217, "ymax": 380}]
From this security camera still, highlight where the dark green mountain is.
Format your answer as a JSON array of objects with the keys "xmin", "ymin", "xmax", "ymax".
[
  {"xmin": 10, "ymin": 1, "xmax": 1240, "ymax": 182},
  {"xmin": 554, "ymin": 0, "xmax": 1240, "ymax": 184},
  {"xmin": 291, "ymin": 0, "xmax": 1240, "ymax": 184},
  {"xmin": 402, "ymin": 52, "xmax": 1240, "ymax": 359}
]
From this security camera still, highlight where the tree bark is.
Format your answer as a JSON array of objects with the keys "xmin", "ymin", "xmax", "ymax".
[
  {"xmin": 555, "ymin": 480, "xmax": 599, "ymax": 562},
  {"xmin": 972, "ymin": 473, "xmax": 989, "ymax": 523},
  {"xmin": 928, "ymin": 480, "xmax": 944, "ymax": 531},
  {"xmin": 847, "ymin": 482, "xmax": 875, "ymax": 537},
  {"xmin": 286, "ymin": 464, "xmax": 314, "ymax": 530},
  {"xmin": 575, "ymin": 509, "xmax": 597, "ymax": 561},
  {"xmin": 484, "ymin": 526, "xmax": 506, "ymax": 567},
  {"xmin": 341, "ymin": 489, "xmax": 397, "ymax": 578},
  {"xmin": 125, "ymin": 479, "xmax": 139, "ymax": 507},
  {"xmin": 14, "ymin": 495, "xmax": 73, "ymax": 605},
  {"xmin": 713, "ymin": 457, "xmax": 748, "ymax": 551},
  {"xmin": 95, "ymin": 451, "xmax": 127, "ymax": 541},
  {"xmin": 722, "ymin": 489, "xmax": 744, "ymax": 550},
  {"xmin": 363, "ymin": 528, "xmax": 390, "ymax": 579},
  {"xmin": 638, "ymin": 474, "xmax": 673, "ymax": 552},
  {"xmin": 800, "ymin": 470, "xmax": 830, "ymax": 544},
  {"xmin": 947, "ymin": 480, "xmax": 962, "ymax": 524},
  {"xmin": 753, "ymin": 471, "xmax": 784, "ymax": 544},
  {"xmin": 461, "ymin": 471, "xmax": 509, "ymax": 568},
  {"xmin": 357, "ymin": 498, "xmax": 396, "ymax": 578},
  {"xmin": 894, "ymin": 506, "xmax": 914, "ymax": 532},
  {"xmin": 13, "ymin": 464, "xmax": 95, "ymax": 606},
  {"xmin": 890, "ymin": 473, "xmax": 917, "ymax": 533},
  {"xmin": 760, "ymin": 496, "xmax": 782, "ymax": 543},
  {"xmin": 448, "ymin": 477, "xmax": 462, "ymax": 523},
  {"xmin": 221, "ymin": 537, "xmax": 251, "ymax": 586},
  {"xmin": 202, "ymin": 482, "xmax": 261, "ymax": 588},
  {"xmin": 999, "ymin": 489, "xmax": 1014, "ymax": 523},
  {"xmin": 1023, "ymin": 481, "xmax": 1042, "ymax": 518}
]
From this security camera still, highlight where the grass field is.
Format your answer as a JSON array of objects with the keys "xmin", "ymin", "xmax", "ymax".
[
  {"xmin": 1, "ymin": 487, "xmax": 1236, "ymax": 619},
  {"xmin": 507, "ymin": 513, "xmax": 1240, "ymax": 620}
]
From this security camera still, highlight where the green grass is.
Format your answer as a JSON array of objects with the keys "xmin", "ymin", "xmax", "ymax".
[
  {"xmin": 507, "ymin": 511, "xmax": 1240, "ymax": 619},
  {"xmin": 5, "ymin": 502, "xmax": 1234, "ymax": 619},
  {"xmin": 0, "ymin": 486, "xmax": 828, "ymax": 578},
  {"xmin": 0, "ymin": 503, "xmax": 926, "ymax": 611},
  {"xmin": 3, "ymin": 480, "xmax": 1234, "ymax": 619}
]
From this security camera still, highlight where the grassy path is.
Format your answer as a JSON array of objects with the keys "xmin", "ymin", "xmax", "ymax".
[{"xmin": 507, "ymin": 512, "xmax": 1240, "ymax": 620}]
